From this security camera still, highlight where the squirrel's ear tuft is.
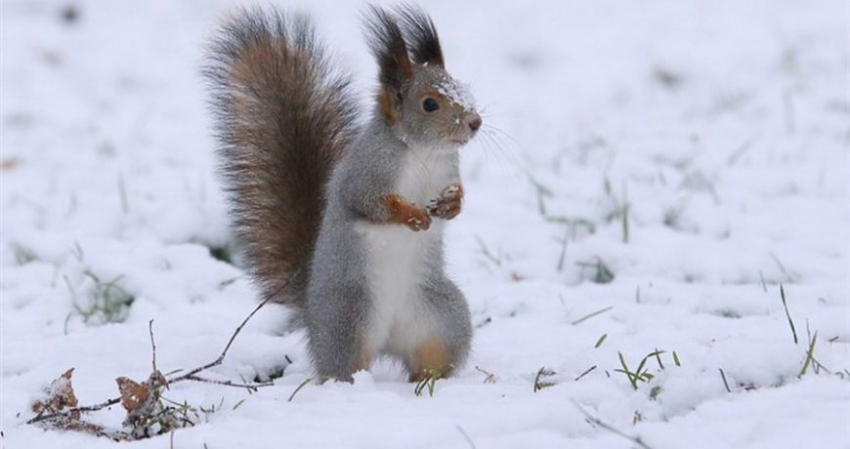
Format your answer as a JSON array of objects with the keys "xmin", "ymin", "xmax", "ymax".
[
  {"xmin": 364, "ymin": 5, "xmax": 413, "ymax": 92},
  {"xmin": 396, "ymin": 5, "xmax": 444, "ymax": 68}
]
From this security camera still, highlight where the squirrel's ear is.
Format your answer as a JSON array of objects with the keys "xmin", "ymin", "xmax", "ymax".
[
  {"xmin": 364, "ymin": 5, "xmax": 413, "ymax": 93},
  {"xmin": 396, "ymin": 5, "xmax": 444, "ymax": 68}
]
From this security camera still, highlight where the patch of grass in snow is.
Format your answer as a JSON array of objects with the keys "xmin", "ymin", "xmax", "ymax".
[
  {"xmin": 413, "ymin": 371, "xmax": 439, "ymax": 397},
  {"xmin": 799, "ymin": 327, "xmax": 819, "ymax": 378},
  {"xmin": 662, "ymin": 200, "xmax": 694, "ymax": 233},
  {"xmin": 474, "ymin": 236, "xmax": 508, "ymax": 271},
  {"xmin": 9, "ymin": 241, "xmax": 38, "ymax": 265},
  {"xmin": 576, "ymin": 257, "xmax": 615, "ymax": 284},
  {"xmin": 153, "ymin": 396, "xmax": 221, "ymax": 435},
  {"xmin": 200, "ymin": 242, "xmax": 235, "ymax": 265},
  {"xmin": 533, "ymin": 367, "xmax": 556, "ymax": 392},
  {"xmin": 615, "ymin": 350, "xmax": 674, "ymax": 393},
  {"xmin": 64, "ymin": 271, "xmax": 135, "ymax": 327},
  {"xmin": 527, "ymin": 173, "xmax": 554, "ymax": 216},
  {"xmin": 602, "ymin": 178, "xmax": 631, "ymax": 244},
  {"xmin": 414, "ymin": 366, "xmax": 453, "ymax": 397},
  {"xmin": 649, "ymin": 385, "xmax": 663, "ymax": 400},
  {"xmin": 549, "ymin": 217, "xmax": 597, "ymax": 272},
  {"xmin": 712, "ymin": 309, "xmax": 742, "ymax": 319}
]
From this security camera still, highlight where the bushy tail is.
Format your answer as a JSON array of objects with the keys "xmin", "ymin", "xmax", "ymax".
[{"xmin": 205, "ymin": 8, "xmax": 358, "ymax": 308}]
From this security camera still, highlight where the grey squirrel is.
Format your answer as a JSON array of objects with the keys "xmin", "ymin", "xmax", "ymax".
[{"xmin": 205, "ymin": 5, "xmax": 481, "ymax": 382}]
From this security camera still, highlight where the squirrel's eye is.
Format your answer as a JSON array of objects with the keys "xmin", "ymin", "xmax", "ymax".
[{"xmin": 422, "ymin": 98, "xmax": 440, "ymax": 113}]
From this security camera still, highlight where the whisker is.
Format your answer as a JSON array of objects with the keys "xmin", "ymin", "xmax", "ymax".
[
  {"xmin": 479, "ymin": 126, "xmax": 524, "ymax": 170},
  {"xmin": 482, "ymin": 123, "xmax": 524, "ymax": 151},
  {"xmin": 475, "ymin": 129, "xmax": 520, "ymax": 175}
]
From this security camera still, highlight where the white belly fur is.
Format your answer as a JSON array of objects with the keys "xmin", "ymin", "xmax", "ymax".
[{"xmin": 355, "ymin": 149, "xmax": 458, "ymax": 356}]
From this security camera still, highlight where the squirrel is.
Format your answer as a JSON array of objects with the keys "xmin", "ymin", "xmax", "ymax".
[{"xmin": 205, "ymin": 5, "xmax": 482, "ymax": 382}]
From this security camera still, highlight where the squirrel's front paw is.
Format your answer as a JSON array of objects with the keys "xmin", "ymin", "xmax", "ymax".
[
  {"xmin": 381, "ymin": 194, "xmax": 432, "ymax": 231},
  {"xmin": 404, "ymin": 207, "xmax": 432, "ymax": 232},
  {"xmin": 427, "ymin": 183, "xmax": 463, "ymax": 220}
]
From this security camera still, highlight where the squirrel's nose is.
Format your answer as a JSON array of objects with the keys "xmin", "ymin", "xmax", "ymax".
[{"xmin": 466, "ymin": 113, "xmax": 482, "ymax": 132}]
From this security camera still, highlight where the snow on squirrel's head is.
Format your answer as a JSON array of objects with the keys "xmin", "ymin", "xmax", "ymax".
[{"xmin": 365, "ymin": 5, "xmax": 481, "ymax": 148}]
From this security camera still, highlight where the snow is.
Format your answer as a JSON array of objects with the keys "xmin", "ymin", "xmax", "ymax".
[
  {"xmin": 2, "ymin": 0, "xmax": 848, "ymax": 448},
  {"xmin": 437, "ymin": 78, "xmax": 476, "ymax": 112}
]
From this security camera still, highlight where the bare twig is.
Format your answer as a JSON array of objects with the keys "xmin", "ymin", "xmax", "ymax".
[
  {"xmin": 572, "ymin": 401, "xmax": 652, "ymax": 449},
  {"xmin": 149, "ymin": 320, "xmax": 158, "ymax": 375},
  {"xmin": 27, "ymin": 397, "xmax": 121, "ymax": 425},
  {"xmin": 168, "ymin": 294, "xmax": 276, "ymax": 385},
  {"xmin": 148, "ymin": 320, "xmax": 169, "ymax": 391},
  {"xmin": 183, "ymin": 375, "xmax": 273, "ymax": 392}
]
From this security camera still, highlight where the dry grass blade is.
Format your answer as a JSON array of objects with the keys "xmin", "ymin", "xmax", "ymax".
[
  {"xmin": 574, "ymin": 365, "xmax": 596, "ymax": 382},
  {"xmin": 288, "ymin": 377, "xmax": 314, "ymax": 402},
  {"xmin": 779, "ymin": 284, "xmax": 798, "ymax": 344},
  {"xmin": 571, "ymin": 306, "xmax": 613, "ymax": 325},
  {"xmin": 799, "ymin": 332, "xmax": 818, "ymax": 377}
]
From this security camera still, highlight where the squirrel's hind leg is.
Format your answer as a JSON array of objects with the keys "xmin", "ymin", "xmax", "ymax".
[
  {"xmin": 306, "ymin": 282, "xmax": 373, "ymax": 382},
  {"xmin": 405, "ymin": 278, "xmax": 472, "ymax": 382}
]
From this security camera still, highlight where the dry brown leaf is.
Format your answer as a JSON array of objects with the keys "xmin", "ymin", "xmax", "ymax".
[
  {"xmin": 32, "ymin": 368, "xmax": 79, "ymax": 419},
  {"xmin": 116, "ymin": 377, "xmax": 150, "ymax": 413}
]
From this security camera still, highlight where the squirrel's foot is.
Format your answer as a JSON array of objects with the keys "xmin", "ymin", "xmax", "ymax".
[
  {"xmin": 406, "ymin": 339, "xmax": 454, "ymax": 382},
  {"xmin": 427, "ymin": 183, "xmax": 463, "ymax": 220},
  {"xmin": 381, "ymin": 194, "xmax": 432, "ymax": 231}
]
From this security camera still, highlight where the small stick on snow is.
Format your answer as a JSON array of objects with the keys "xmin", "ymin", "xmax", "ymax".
[
  {"xmin": 456, "ymin": 425, "xmax": 477, "ymax": 449},
  {"xmin": 572, "ymin": 401, "xmax": 653, "ymax": 449},
  {"xmin": 182, "ymin": 375, "xmax": 273, "ymax": 392},
  {"xmin": 719, "ymin": 368, "xmax": 732, "ymax": 393}
]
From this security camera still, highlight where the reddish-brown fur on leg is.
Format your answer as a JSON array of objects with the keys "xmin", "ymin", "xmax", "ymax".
[
  {"xmin": 408, "ymin": 339, "xmax": 452, "ymax": 382},
  {"xmin": 354, "ymin": 334, "xmax": 373, "ymax": 374},
  {"xmin": 427, "ymin": 183, "xmax": 463, "ymax": 220},
  {"xmin": 380, "ymin": 194, "xmax": 432, "ymax": 231}
]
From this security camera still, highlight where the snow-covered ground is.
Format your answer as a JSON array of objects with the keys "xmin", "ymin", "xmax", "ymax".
[{"xmin": 2, "ymin": 0, "xmax": 849, "ymax": 447}]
